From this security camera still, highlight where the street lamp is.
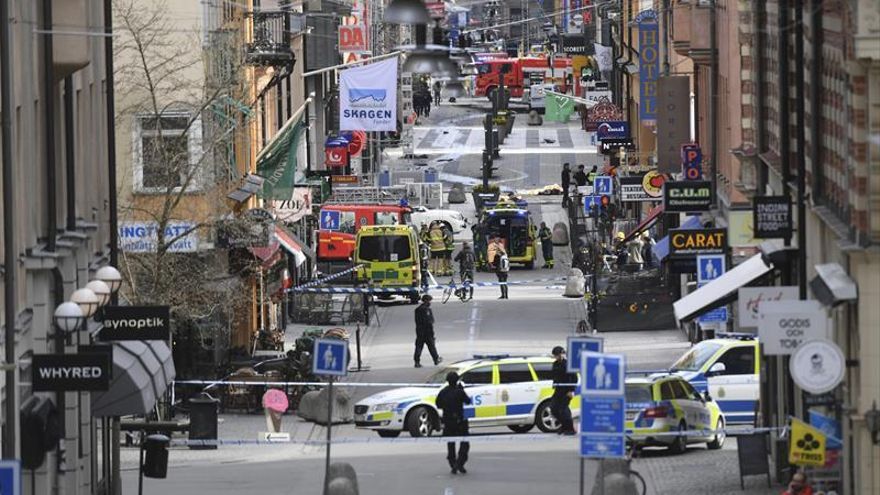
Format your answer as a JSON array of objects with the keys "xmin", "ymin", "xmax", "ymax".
[
  {"xmin": 70, "ymin": 288, "xmax": 100, "ymax": 319},
  {"xmin": 53, "ymin": 301, "xmax": 84, "ymax": 334},
  {"xmin": 96, "ymin": 265, "xmax": 122, "ymax": 294},
  {"xmin": 86, "ymin": 280, "xmax": 111, "ymax": 307}
]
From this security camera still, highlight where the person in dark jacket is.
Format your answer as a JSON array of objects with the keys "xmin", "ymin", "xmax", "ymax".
[
  {"xmin": 436, "ymin": 371, "xmax": 472, "ymax": 474},
  {"xmin": 453, "ymin": 242, "xmax": 476, "ymax": 300},
  {"xmin": 538, "ymin": 222, "xmax": 554, "ymax": 268},
  {"xmin": 414, "ymin": 295, "xmax": 442, "ymax": 368},
  {"xmin": 574, "ymin": 164, "xmax": 588, "ymax": 187},
  {"xmin": 550, "ymin": 346, "xmax": 576, "ymax": 435},
  {"xmin": 561, "ymin": 163, "xmax": 571, "ymax": 207}
]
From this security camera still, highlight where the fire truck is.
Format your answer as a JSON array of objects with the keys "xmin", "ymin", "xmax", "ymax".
[{"xmin": 474, "ymin": 56, "xmax": 573, "ymax": 99}]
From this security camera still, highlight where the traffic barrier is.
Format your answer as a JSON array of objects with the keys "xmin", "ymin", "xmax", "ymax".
[
  {"xmin": 288, "ymin": 265, "xmax": 364, "ymax": 292},
  {"xmin": 285, "ymin": 276, "xmax": 571, "ymax": 294}
]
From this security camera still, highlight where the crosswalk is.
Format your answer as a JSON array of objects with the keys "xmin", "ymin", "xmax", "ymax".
[{"xmin": 413, "ymin": 126, "xmax": 596, "ymax": 154}]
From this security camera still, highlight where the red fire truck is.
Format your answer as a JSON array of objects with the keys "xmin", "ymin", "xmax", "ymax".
[
  {"xmin": 316, "ymin": 204, "xmax": 412, "ymax": 275},
  {"xmin": 474, "ymin": 56, "xmax": 573, "ymax": 99}
]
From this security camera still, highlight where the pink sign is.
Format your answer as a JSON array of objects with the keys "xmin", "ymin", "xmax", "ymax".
[{"xmin": 262, "ymin": 389, "xmax": 289, "ymax": 413}]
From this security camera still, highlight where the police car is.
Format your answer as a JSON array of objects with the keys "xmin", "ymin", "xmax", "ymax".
[
  {"xmin": 353, "ymin": 355, "xmax": 581, "ymax": 438},
  {"xmin": 669, "ymin": 335, "xmax": 760, "ymax": 425},
  {"xmin": 625, "ymin": 374, "xmax": 725, "ymax": 453}
]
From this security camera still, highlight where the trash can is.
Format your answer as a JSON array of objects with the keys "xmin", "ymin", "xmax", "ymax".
[{"xmin": 188, "ymin": 393, "xmax": 219, "ymax": 450}]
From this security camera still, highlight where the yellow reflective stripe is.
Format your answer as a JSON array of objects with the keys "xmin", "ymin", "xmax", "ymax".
[
  {"xmin": 475, "ymin": 405, "xmax": 505, "ymax": 418},
  {"xmin": 539, "ymin": 387, "xmax": 553, "ymax": 400},
  {"xmin": 423, "ymin": 397, "xmax": 436, "ymax": 405},
  {"xmin": 369, "ymin": 411, "xmax": 393, "ymax": 421}
]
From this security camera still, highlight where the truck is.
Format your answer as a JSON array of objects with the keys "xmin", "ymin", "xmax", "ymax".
[{"xmin": 474, "ymin": 57, "xmax": 573, "ymax": 100}]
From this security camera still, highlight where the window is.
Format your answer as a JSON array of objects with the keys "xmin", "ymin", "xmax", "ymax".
[
  {"xmin": 337, "ymin": 211, "xmax": 356, "ymax": 234},
  {"xmin": 461, "ymin": 366, "xmax": 493, "ymax": 385},
  {"xmin": 134, "ymin": 113, "xmax": 203, "ymax": 193},
  {"xmin": 357, "ymin": 235, "xmax": 412, "ymax": 262},
  {"xmin": 679, "ymin": 380, "xmax": 703, "ymax": 401},
  {"xmin": 625, "ymin": 384, "xmax": 653, "ymax": 403},
  {"xmin": 670, "ymin": 342, "xmax": 723, "ymax": 372},
  {"xmin": 714, "ymin": 346, "xmax": 755, "ymax": 376},
  {"xmin": 498, "ymin": 363, "xmax": 533, "ymax": 384},
  {"xmin": 660, "ymin": 382, "xmax": 676, "ymax": 400},
  {"xmin": 669, "ymin": 380, "xmax": 691, "ymax": 400},
  {"xmin": 531, "ymin": 362, "xmax": 554, "ymax": 381},
  {"xmin": 375, "ymin": 211, "xmax": 398, "ymax": 226}
]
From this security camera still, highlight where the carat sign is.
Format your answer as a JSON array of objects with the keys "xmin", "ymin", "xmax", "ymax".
[
  {"xmin": 758, "ymin": 300, "xmax": 830, "ymax": 355},
  {"xmin": 339, "ymin": 57, "xmax": 398, "ymax": 131}
]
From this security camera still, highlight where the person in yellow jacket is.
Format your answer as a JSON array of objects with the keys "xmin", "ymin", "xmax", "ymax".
[
  {"xmin": 429, "ymin": 222, "xmax": 446, "ymax": 274},
  {"xmin": 442, "ymin": 225, "xmax": 455, "ymax": 275},
  {"xmin": 419, "ymin": 222, "xmax": 430, "ymax": 245},
  {"xmin": 486, "ymin": 236, "xmax": 506, "ymax": 270}
]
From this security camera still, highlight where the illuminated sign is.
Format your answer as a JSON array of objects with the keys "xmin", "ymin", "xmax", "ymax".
[
  {"xmin": 681, "ymin": 143, "xmax": 703, "ymax": 180},
  {"xmin": 669, "ymin": 228, "xmax": 727, "ymax": 259},
  {"xmin": 663, "ymin": 180, "xmax": 713, "ymax": 212}
]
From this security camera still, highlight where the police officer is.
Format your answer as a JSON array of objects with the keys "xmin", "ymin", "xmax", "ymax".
[
  {"xmin": 539, "ymin": 221, "xmax": 554, "ymax": 269},
  {"xmin": 436, "ymin": 371, "xmax": 472, "ymax": 474},
  {"xmin": 550, "ymin": 346, "xmax": 576, "ymax": 435},
  {"xmin": 414, "ymin": 295, "xmax": 442, "ymax": 368}
]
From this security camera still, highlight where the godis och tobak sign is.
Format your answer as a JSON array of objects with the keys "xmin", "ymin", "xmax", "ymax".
[
  {"xmin": 636, "ymin": 9, "xmax": 659, "ymax": 122},
  {"xmin": 668, "ymin": 228, "xmax": 727, "ymax": 259}
]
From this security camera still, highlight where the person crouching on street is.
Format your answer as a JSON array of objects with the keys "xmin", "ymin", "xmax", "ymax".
[{"xmin": 436, "ymin": 371, "xmax": 472, "ymax": 474}]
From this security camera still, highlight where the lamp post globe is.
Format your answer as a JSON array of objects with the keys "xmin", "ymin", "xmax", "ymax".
[
  {"xmin": 85, "ymin": 280, "xmax": 111, "ymax": 307},
  {"xmin": 54, "ymin": 301, "xmax": 84, "ymax": 333},
  {"xmin": 95, "ymin": 265, "xmax": 123, "ymax": 293},
  {"xmin": 384, "ymin": 0, "xmax": 430, "ymax": 25},
  {"xmin": 70, "ymin": 288, "xmax": 100, "ymax": 318}
]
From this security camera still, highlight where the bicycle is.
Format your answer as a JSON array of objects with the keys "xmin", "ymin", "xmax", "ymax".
[
  {"xmin": 441, "ymin": 275, "xmax": 472, "ymax": 303},
  {"xmin": 624, "ymin": 435, "xmax": 648, "ymax": 495}
]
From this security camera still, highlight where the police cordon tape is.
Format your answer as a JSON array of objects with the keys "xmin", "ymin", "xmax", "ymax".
[
  {"xmin": 174, "ymin": 379, "xmax": 580, "ymax": 389},
  {"xmin": 286, "ymin": 265, "xmax": 365, "ymax": 292},
  {"xmin": 286, "ymin": 276, "xmax": 570, "ymax": 294}
]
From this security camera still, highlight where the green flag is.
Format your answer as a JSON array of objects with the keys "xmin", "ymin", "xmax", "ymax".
[{"xmin": 256, "ymin": 115, "xmax": 307, "ymax": 200}]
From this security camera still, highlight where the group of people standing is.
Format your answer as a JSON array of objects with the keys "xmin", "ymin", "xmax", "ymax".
[{"xmin": 561, "ymin": 162, "xmax": 599, "ymax": 207}]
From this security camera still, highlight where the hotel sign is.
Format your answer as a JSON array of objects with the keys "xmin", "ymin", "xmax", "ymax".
[{"xmin": 636, "ymin": 9, "xmax": 659, "ymax": 122}]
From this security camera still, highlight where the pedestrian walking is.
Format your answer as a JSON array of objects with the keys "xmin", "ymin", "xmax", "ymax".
[
  {"xmin": 628, "ymin": 234, "xmax": 644, "ymax": 271},
  {"xmin": 561, "ymin": 163, "xmax": 571, "ymax": 207},
  {"xmin": 538, "ymin": 221, "xmax": 554, "ymax": 268},
  {"xmin": 433, "ymin": 81, "xmax": 442, "ymax": 106},
  {"xmin": 414, "ymin": 295, "xmax": 442, "ymax": 368},
  {"xmin": 574, "ymin": 164, "xmax": 588, "ymax": 187},
  {"xmin": 436, "ymin": 371, "xmax": 472, "ymax": 474},
  {"xmin": 429, "ymin": 222, "xmax": 446, "ymax": 274},
  {"xmin": 494, "ymin": 251, "xmax": 510, "ymax": 299},
  {"xmin": 454, "ymin": 242, "xmax": 476, "ymax": 300},
  {"xmin": 550, "ymin": 346, "xmax": 576, "ymax": 435}
]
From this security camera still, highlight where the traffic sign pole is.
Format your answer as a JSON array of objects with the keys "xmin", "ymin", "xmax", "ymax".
[{"xmin": 323, "ymin": 376, "xmax": 334, "ymax": 495}]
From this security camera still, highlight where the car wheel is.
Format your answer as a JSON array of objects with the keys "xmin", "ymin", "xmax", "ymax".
[
  {"xmin": 406, "ymin": 406, "xmax": 436, "ymax": 438},
  {"xmin": 668, "ymin": 421, "xmax": 687, "ymax": 454},
  {"xmin": 707, "ymin": 418, "xmax": 725, "ymax": 450},
  {"xmin": 377, "ymin": 430, "xmax": 401, "ymax": 438},
  {"xmin": 536, "ymin": 401, "xmax": 561, "ymax": 433},
  {"xmin": 508, "ymin": 424, "xmax": 534, "ymax": 433}
]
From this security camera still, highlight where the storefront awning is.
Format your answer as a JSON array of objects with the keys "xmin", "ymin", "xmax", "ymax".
[
  {"xmin": 652, "ymin": 215, "xmax": 704, "ymax": 262},
  {"xmin": 621, "ymin": 204, "xmax": 664, "ymax": 244},
  {"xmin": 672, "ymin": 253, "xmax": 774, "ymax": 323},
  {"xmin": 92, "ymin": 340, "xmax": 176, "ymax": 417},
  {"xmin": 249, "ymin": 225, "xmax": 312, "ymax": 268},
  {"xmin": 274, "ymin": 225, "xmax": 308, "ymax": 267}
]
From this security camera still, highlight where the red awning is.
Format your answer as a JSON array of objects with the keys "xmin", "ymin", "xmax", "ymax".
[
  {"xmin": 621, "ymin": 204, "xmax": 664, "ymax": 244},
  {"xmin": 248, "ymin": 242, "xmax": 282, "ymax": 269}
]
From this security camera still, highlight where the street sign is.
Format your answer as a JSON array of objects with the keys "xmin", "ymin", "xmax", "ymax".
[
  {"xmin": 583, "ymin": 195, "xmax": 602, "ymax": 212},
  {"xmin": 580, "ymin": 433, "xmax": 626, "ymax": 458},
  {"xmin": 698, "ymin": 307, "xmax": 728, "ymax": 323},
  {"xmin": 790, "ymin": 339, "xmax": 845, "ymax": 394},
  {"xmin": 566, "ymin": 336, "xmax": 604, "ymax": 374},
  {"xmin": 32, "ymin": 353, "xmax": 112, "ymax": 392},
  {"xmin": 0, "ymin": 461, "xmax": 20, "ymax": 495},
  {"xmin": 696, "ymin": 255, "xmax": 726, "ymax": 285},
  {"xmin": 320, "ymin": 210, "xmax": 340, "ymax": 230},
  {"xmin": 312, "ymin": 338, "xmax": 348, "ymax": 376},
  {"xmin": 579, "ymin": 396, "xmax": 624, "ymax": 434},
  {"xmin": 98, "ymin": 305, "xmax": 170, "ymax": 341},
  {"xmin": 593, "ymin": 176, "xmax": 613, "ymax": 195},
  {"xmin": 580, "ymin": 352, "xmax": 625, "ymax": 396}
]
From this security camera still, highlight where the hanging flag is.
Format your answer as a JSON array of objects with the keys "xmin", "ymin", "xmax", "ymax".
[
  {"xmin": 339, "ymin": 57, "xmax": 398, "ymax": 131},
  {"xmin": 257, "ymin": 114, "xmax": 307, "ymax": 200},
  {"xmin": 594, "ymin": 43, "xmax": 612, "ymax": 72},
  {"xmin": 789, "ymin": 417, "xmax": 826, "ymax": 467}
]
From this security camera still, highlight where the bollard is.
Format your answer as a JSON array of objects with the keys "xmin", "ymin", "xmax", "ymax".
[
  {"xmin": 355, "ymin": 324, "xmax": 363, "ymax": 371},
  {"xmin": 328, "ymin": 462, "xmax": 359, "ymax": 492}
]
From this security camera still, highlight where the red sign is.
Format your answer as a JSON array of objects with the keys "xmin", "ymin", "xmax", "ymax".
[
  {"xmin": 338, "ymin": 25, "xmax": 367, "ymax": 53},
  {"xmin": 348, "ymin": 130, "xmax": 366, "ymax": 156},
  {"xmin": 425, "ymin": 1, "xmax": 445, "ymax": 18},
  {"xmin": 325, "ymin": 147, "xmax": 348, "ymax": 168}
]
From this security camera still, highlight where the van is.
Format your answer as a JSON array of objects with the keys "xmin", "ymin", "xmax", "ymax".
[
  {"xmin": 481, "ymin": 201, "xmax": 537, "ymax": 269},
  {"xmin": 354, "ymin": 225, "xmax": 422, "ymax": 303}
]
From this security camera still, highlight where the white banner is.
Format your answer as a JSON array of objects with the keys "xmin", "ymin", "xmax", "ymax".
[
  {"xmin": 757, "ymin": 300, "xmax": 829, "ymax": 355},
  {"xmin": 594, "ymin": 43, "xmax": 612, "ymax": 72},
  {"xmin": 737, "ymin": 286, "xmax": 798, "ymax": 328},
  {"xmin": 272, "ymin": 186, "xmax": 313, "ymax": 224},
  {"xmin": 339, "ymin": 57, "xmax": 398, "ymax": 131}
]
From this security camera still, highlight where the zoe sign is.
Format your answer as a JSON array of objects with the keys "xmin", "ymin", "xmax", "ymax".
[{"xmin": 758, "ymin": 300, "xmax": 829, "ymax": 355}]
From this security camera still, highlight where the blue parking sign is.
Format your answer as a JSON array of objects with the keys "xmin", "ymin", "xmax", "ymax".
[
  {"xmin": 696, "ymin": 255, "xmax": 725, "ymax": 285},
  {"xmin": 580, "ymin": 352, "xmax": 625, "ymax": 396},
  {"xmin": 566, "ymin": 336, "xmax": 604, "ymax": 374},
  {"xmin": 594, "ymin": 176, "xmax": 613, "ymax": 195},
  {"xmin": 0, "ymin": 461, "xmax": 20, "ymax": 495},
  {"xmin": 313, "ymin": 339, "xmax": 348, "ymax": 376},
  {"xmin": 320, "ymin": 210, "xmax": 340, "ymax": 230}
]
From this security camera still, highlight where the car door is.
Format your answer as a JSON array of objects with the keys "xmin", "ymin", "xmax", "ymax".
[
  {"xmin": 458, "ymin": 365, "xmax": 498, "ymax": 426},
  {"xmin": 671, "ymin": 379, "xmax": 710, "ymax": 438},
  {"xmin": 705, "ymin": 344, "xmax": 759, "ymax": 424},
  {"xmin": 497, "ymin": 362, "xmax": 538, "ymax": 424}
]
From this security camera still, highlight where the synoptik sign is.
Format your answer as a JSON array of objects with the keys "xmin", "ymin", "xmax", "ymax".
[{"xmin": 98, "ymin": 306, "xmax": 171, "ymax": 341}]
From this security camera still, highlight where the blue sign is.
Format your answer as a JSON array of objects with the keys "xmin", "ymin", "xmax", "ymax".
[
  {"xmin": 0, "ymin": 461, "xmax": 21, "ymax": 495},
  {"xmin": 636, "ymin": 10, "xmax": 659, "ymax": 122},
  {"xmin": 698, "ymin": 307, "xmax": 728, "ymax": 324},
  {"xmin": 313, "ymin": 338, "xmax": 348, "ymax": 376},
  {"xmin": 567, "ymin": 336, "xmax": 604, "ymax": 374},
  {"xmin": 596, "ymin": 121, "xmax": 629, "ymax": 140},
  {"xmin": 583, "ymin": 195, "xmax": 602, "ymax": 212},
  {"xmin": 696, "ymin": 255, "xmax": 726, "ymax": 285},
  {"xmin": 580, "ymin": 433, "xmax": 626, "ymax": 458},
  {"xmin": 681, "ymin": 143, "xmax": 703, "ymax": 180},
  {"xmin": 320, "ymin": 210, "xmax": 341, "ymax": 231},
  {"xmin": 580, "ymin": 352, "xmax": 625, "ymax": 396},
  {"xmin": 809, "ymin": 410, "xmax": 842, "ymax": 450},
  {"xmin": 580, "ymin": 397, "xmax": 625, "ymax": 434},
  {"xmin": 593, "ymin": 176, "xmax": 613, "ymax": 195}
]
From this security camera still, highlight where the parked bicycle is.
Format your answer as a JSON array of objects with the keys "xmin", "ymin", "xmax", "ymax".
[{"xmin": 441, "ymin": 276, "xmax": 472, "ymax": 303}]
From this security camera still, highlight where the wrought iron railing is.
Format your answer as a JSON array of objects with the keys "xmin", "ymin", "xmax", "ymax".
[{"xmin": 246, "ymin": 10, "xmax": 295, "ymax": 67}]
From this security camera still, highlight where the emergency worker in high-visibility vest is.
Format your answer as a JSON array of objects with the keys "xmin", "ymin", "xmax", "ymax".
[{"xmin": 429, "ymin": 222, "xmax": 446, "ymax": 274}]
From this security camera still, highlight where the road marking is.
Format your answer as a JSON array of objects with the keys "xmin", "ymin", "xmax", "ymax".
[
  {"xmin": 444, "ymin": 487, "xmax": 455, "ymax": 495},
  {"xmin": 467, "ymin": 304, "xmax": 480, "ymax": 356}
]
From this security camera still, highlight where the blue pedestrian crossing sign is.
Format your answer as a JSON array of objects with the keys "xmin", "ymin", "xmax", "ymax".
[
  {"xmin": 566, "ymin": 336, "xmax": 604, "ymax": 374},
  {"xmin": 583, "ymin": 195, "xmax": 602, "ymax": 212},
  {"xmin": 0, "ymin": 461, "xmax": 21, "ymax": 495},
  {"xmin": 313, "ymin": 338, "xmax": 348, "ymax": 376},
  {"xmin": 593, "ymin": 176, "xmax": 613, "ymax": 195},
  {"xmin": 580, "ymin": 352, "xmax": 625, "ymax": 396},
  {"xmin": 320, "ymin": 210, "xmax": 340, "ymax": 231},
  {"xmin": 697, "ymin": 254, "xmax": 725, "ymax": 285}
]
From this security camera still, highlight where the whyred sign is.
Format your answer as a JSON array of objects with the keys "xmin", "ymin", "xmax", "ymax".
[
  {"xmin": 338, "ymin": 25, "xmax": 367, "ymax": 53},
  {"xmin": 325, "ymin": 147, "xmax": 348, "ymax": 168}
]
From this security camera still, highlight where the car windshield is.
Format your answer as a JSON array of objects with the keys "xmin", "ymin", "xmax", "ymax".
[
  {"xmin": 357, "ymin": 235, "xmax": 411, "ymax": 262},
  {"xmin": 670, "ymin": 342, "xmax": 723, "ymax": 372},
  {"xmin": 426, "ymin": 367, "xmax": 460, "ymax": 384},
  {"xmin": 625, "ymin": 384, "xmax": 653, "ymax": 404}
]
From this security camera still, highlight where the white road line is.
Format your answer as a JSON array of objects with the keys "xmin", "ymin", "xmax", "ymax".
[{"xmin": 467, "ymin": 304, "xmax": 480, "ymax": 356}]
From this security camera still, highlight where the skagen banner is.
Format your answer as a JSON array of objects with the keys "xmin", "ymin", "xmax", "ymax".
[
  {"xmin": 98, "ymin": 306, "xmax": 171, "ymax": 341},
  {"xmin": 753, "ymin": 195, "xmax": 792, "ymax": 239},
  {"xmin": 32, "ymin": 353, "xmax": 112, "ymax": 391},
  {"xmin": 758, "ymin": 300, "xmax": 829, "ymax": 355},
  {"xmin": 636, "ymin": 9, "xmax": 659, "ymax": 122},
  {"xmin": 663, "ymin": 180, "xmax": 713, "ymax": 212},
  {"xmin": 339, "ymin": 57, "xmax": 398, "ymax": 131},
  {"xmin": 657, "ymin": 76, "xmax": 691, "ymax": 173}
]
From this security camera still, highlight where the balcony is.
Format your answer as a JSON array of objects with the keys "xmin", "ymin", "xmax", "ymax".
[
  {"xmin": 688, "ymin": 4, "xmax": 714, "ymax": 64},
  {"xmin": 246, "ymin": 10, "xmax": 295, "ymax": 67}
]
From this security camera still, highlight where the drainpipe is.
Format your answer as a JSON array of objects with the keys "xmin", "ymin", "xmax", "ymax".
[
  {"xmin": 794, "ymin": 0, "xmax": 806, "ymax": 302},
  {"xmin": 43, "ymin": 0, "xmax": 57, "ymax": 251},
  {"xmin": 709, "ymin": 0, "xmax": 718, "ymax": 208},
  {"xmin": 64, "ymin": 76, "xmax": 76, "ymax": 231},
  {"xmin": 809, "ymin": 1, "xmax": 822, "ymax": 197},
  {"xmin": 104, "ymin": 0, "xmax": 118, "ymax": 271},
  {"xmin": 1, "ymin": 0, "xmax": 18, "ymax": 461}
]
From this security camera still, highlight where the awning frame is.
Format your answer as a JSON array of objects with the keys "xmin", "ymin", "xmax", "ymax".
[{"xmin": 672, "ymin": 253, "xmax": 775, "ymax": 322}]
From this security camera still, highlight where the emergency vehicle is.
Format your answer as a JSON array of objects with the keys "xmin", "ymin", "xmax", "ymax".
[
  {"xmin": 316, "ymin": 204, "xmax": 411, "ymax": 275},
  {"xmin": 669, "ymin": 335, "xmax": 760, "ymax": 425},
  {"xmin": 353, "ymin": 225, "xmax": 422, "ymax": 303},
  {"xmin": 480, "ymin": 200, "xmax": 537, "ymax": 268},
  {"xmin": 474, "ymin": 57, "xmax": 573, "ymax": 99},
  {"xmin": 625, "ymin": 374, "xmax": 726, "ymax": 452},
  {"xmin": 354, "ymin": 355, "xmax": 581, "ymax": 437}
]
